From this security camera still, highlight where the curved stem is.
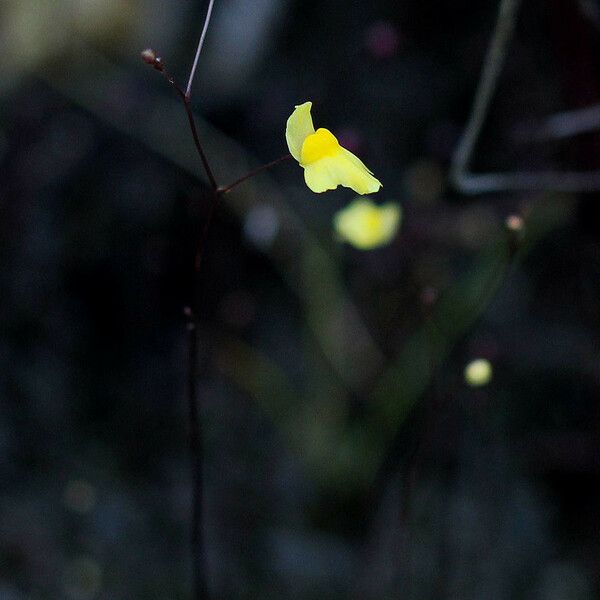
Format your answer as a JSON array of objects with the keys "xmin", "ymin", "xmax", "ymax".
[
  {"xmin": 450, "ymin": 0, "xmax": 522, "ymax": 192},
  {"xmin": 155, "ymin": 61, "xmax": 219, "ymax": 191},
  {"xmin": 218, "ymin": 154, "xmax": 292, "ymax": 194},
  {"xmin": 183, "ymin": 97, "xmax": 219, "ymax": 191}
]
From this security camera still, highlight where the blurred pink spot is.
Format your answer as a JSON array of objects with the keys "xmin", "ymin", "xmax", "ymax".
[{"xmin": 365, "ymin": 21, "xmax": 401, "ymax": 60}]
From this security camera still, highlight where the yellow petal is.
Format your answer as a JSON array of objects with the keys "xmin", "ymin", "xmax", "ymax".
[
  {"xmin": 286, "ymin": 102, "xmax": 316, "ymax": 162},
  {"xmin": 334, "ymin": 198, "xmax": 401, "ymax": 249},
  {"xmin": 303, "ymin": 148, "xmax": 383, "ymax": 195}
]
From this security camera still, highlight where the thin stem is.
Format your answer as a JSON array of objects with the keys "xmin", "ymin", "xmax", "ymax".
[
  {"xmin": 185, "ymin": 308, "xmax": 208, "ymax": 600},
  {"xmin": 195, "ymin": 154, "xmax": 292, "ymax": 269},
  {"xmin": 144, "ymin": 42, "xmax": 290, "ymax": 600},
  {"xmin": 183, "ymin": 98, "xmax": 219, "ymax": 191},
  {"xmin": 186, "ymin": 0, "xmax": 217, "ymax": 99},
  {"xmin": 183, "ymin": 156, "xmax": 295, "ymax": 600},
  {"xmin": 154, "ymin": 59, "xmax": 219, "ymax": 191},
  {"xmin": 194, "ymin": 190, "xmax": 222, "ymax": 272},
  {"xmin": 218, "ymin": 154, "xmax": 292, "ymax": 194},
  {"xmin": 143, "ymin": 50, "xmax": 214, "ymax": 600}
]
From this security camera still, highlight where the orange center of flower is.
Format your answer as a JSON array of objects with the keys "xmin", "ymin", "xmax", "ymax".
[{"xmin": 300, "ymin": 128, "xmax": 341, "ymax": 165}]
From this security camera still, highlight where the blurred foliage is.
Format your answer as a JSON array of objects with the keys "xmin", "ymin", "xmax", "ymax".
[{"xmin": 2, "ymin": 0, "xmax": 600, "ymax": 598}]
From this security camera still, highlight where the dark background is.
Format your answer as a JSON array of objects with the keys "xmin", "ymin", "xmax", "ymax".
[{"xmin": 2, "ymin": 0, "xmax": 600, "ymax": 598}]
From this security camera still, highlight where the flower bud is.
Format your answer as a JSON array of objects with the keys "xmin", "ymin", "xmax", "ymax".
[{"xmin": 141, "ymin": 48, "xmax": 157, "ymax": 65}]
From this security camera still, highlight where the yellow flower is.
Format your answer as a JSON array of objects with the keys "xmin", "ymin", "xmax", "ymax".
[
  {"xmin": 334, "ymin": 198, "xmax": 401, "ymax": 250},
  {"xmin": 464, "ymin": 359, "xmax": 493, "ymax": 387},
  {"xmin": 286, "ymin": 102, "xmax": 382, "ymax": 195}
]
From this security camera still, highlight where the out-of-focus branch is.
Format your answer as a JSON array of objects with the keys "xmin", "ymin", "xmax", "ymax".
[
  {"xmin": 512, "ymin": 103, "xmax": 600, "ymax": 142},
  {"xmin": 452, "ymin": 169, "xmax": 600, "ymax": 193},
  {"xmin": 450, "ymin": 0, "xmax": 521, "ymax": 193},
  {"xmin": 450, "ymin": 0, "xmax": 600, "ymax": 194}
]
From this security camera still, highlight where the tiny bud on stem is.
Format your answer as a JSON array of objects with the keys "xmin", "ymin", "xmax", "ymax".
[
  {"xmin": 141, "ymin": 48, "xmax": 163, "ymax": 71},
  {"xmin": 141, "ymin": 48, "xmax": 156, "ymax": 64}
]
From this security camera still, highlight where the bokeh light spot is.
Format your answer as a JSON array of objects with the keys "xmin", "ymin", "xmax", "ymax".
[{"xmin": 464, "ymin": 358, "xmax": 493, "ymax": 387}]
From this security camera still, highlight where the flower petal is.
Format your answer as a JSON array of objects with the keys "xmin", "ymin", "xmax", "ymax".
[
  {"xmin": 334, "ymin": 198, "xmax": 401, "ymax": 249},
  {"xmin": 303, "ymin": 149, "xmax": 383, "ymax": 195},
  {"xmin": 286, "ymin": 102, "xmax": 316, "ymax": 162}
]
